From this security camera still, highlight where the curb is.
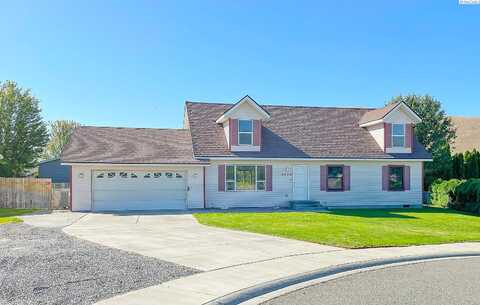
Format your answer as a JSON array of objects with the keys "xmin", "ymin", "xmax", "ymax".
[{"xmin": 204, "ymin": 252, "xmax": 480, "ymax": 305}]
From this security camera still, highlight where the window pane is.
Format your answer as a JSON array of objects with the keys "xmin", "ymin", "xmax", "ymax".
[
  {"xmin": 226, "ymin": 181, "xmax": 235, "ymax": 191},
  {"xmin": 236, "ymin": 166, "xmax": 255, "ymax": 190},
  {"xmin": 328, "ymin": 178, "xmax": 343, "ymax": 190},
  {"xmin": 389, "ymin": 167, "xmax": 404, "ymax": 191},
  {"xmin": 257, "ymin": 166, "xmax": 265, "ymax": 181},
  {"xmin": 392, "ymin": 124, "xmax": 404, "ymax": 136},
  {"xmin": 239, "ymin": 133, "xmax": 252, "ymax": 145},
  {"xmin": 328, "ymin": 166, "xmax": 343, "ymax": 178},
  {"xmin": 257, "ymin": 181, "xmax": 265, "ymax": 191},
  {"xmin": 392, "ymin": 136, "xmax": 405, "ymax": 147},
  {"xmin": 239, "ymin": 120, "xmax": 252, "ymax": 132},
  {"xmin": 226, "ymin": 165, "xmax": 235, "ymax": 180}
]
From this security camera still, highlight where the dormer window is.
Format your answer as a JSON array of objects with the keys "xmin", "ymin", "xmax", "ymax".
[
  {"xmin": 392, "ymin": 124, "xmax": 405, "ymax": 147},
  {"xmin": 238, "ymin": 120, "xmax": 253, "ymax": 145}
]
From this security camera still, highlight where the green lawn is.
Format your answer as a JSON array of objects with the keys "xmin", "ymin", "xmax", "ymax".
[
  {"xmin": 0, "ymin": 208, "xmax": 37, "ymax": 224},
  {"xmin": 194, "ymin": 208, "xmax": 480, "ymax": 248}
]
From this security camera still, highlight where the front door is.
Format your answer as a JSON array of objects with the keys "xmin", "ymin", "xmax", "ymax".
[{"xmin": 293, "ymin": 165, "xmax": 309, "ymax": 200}]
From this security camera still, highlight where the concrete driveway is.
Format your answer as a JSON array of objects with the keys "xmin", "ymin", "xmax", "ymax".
[{"xmin": 22, "ymin": 211, "xmax": 339, "ymax": 271}]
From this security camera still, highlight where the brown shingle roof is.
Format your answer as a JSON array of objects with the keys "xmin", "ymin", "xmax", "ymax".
[
  {"xmin": 451, "ymin": 116, "xmax": 480, "ymax": 153},
  {"xmin": 61, "ymin": 126, "xmax": 207, "ymax": 164},
  {"xmin": 358, "ymin": 102, "xmax": 400, "ymax": 125},
  {"xmin": 186, "ymin": 101, "xmax": 431, "ymax": 159}
]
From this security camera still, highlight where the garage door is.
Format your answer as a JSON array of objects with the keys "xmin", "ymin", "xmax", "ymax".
[{"xmin": 92, "ymin": 170, "xmax": 187, "ymax": 211}]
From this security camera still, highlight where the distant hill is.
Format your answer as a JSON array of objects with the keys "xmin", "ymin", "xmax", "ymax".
[{"xmin": 451, "ymin": 116, "xmax": 480, "ymax": 153}]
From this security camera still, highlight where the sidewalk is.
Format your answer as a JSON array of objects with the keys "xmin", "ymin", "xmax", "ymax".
[{"xmin": 95, "ymin": 242, "xmax": 480, "ymax": 305}]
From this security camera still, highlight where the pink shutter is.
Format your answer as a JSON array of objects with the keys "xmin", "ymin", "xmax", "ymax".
[
  {"xmin": 343, "ymin": 166, "xmax": 351, "ymax": 191},
  {"xmin": 229, "ymin": 119, "xmax": 238, "ymax": 147},
  {"xmin": 384, "ymin": 123, "xmax": 392, "ymax": 150},
  {"xmin": 382, "ymin": 166, "xmax": 389, "ymax": 191},
  {"xmin": 404, "ymin": 166, "xmax": 410, "ymax": 191},
  {"xmin": 218, "ymin": 165, "xmax": 225, "ymax": 192},
  {"xmin": 253, "ymin": 120, "xmax": 262, "ymax": 147},
  {"xmin": 405, "ymin": 124, "xmax": 413, "ymax": 149},
  {"xmin": 320, "ymin": 166, "xmax": 327, "ymax": 191},
  {"xmin": 266, "ymin": 165, "xmax": 272, "ymax": 191}
]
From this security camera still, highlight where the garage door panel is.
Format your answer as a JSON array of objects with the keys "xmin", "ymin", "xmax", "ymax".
[
  {"xmin": 94, "ymin": 190, "xmax": 186, "ymax": 201},
  {"xmin": 93, "ymin": 170, "xmax": 187, "ymax": 211}
]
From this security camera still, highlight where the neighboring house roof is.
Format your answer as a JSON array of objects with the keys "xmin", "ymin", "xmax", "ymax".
[
  {"xmin": 451, "ymin": 116, "xmax": 480, "ymax": 153},
  {"xmin": 61, "ymin": 126, "xmax": 207, "ymax": 164},
  {"xmin": 358, "ymin": 102, "xmax": 421, "ymax": 126},
  {"xmin": 186, "ymin": 102, "xmax": 432, "ymax": 160}
]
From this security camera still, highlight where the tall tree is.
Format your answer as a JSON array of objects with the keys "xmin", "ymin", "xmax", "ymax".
[
  {"xmin": 388, "ymin": 95, "xmax": 456, "ymax": 189},
  {"xmin": 452, "ymin": 153, "xmax": 465, "ymax": 179},
  {"xmin": 43, "ymin": 120, "xmax": 79, "ymax": 160},
  {"xmin": 0, "ymin": 81, "xmax": 49, "ymax": 177}
]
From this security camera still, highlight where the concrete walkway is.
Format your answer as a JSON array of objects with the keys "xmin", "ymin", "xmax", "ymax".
[{"xmin": 95, "ymin": 243, "xmax": 480, "ymax": 305}]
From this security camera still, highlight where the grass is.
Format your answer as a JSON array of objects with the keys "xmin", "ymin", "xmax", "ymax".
[
  {"xmin": 194, "ymin": 208, "xmax": 480, "ymax": 248},
  {"xmin": 0, "ymin": 208, "xmax": 38, "ymax": 224}
]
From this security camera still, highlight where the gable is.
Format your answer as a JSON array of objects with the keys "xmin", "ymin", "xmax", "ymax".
[
  {"xmin": 215, "ymin": 96, "xmax": 270, "ymax": 123},
  {"xmin": 383, "ymin": 103, "xmax": 421, "ymax": 124}
]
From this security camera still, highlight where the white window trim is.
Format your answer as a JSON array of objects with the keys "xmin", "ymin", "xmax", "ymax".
[
  {"xmin": 391, "ymin": 123, "xmax": 406, "ymax": 148},
  {"xmin": 238, "ymin": 120, "xmax": 253, "ymax": 145},
  {"xmin": 225, "ymin": 164, "xmax": 266, "ymax": 192}
]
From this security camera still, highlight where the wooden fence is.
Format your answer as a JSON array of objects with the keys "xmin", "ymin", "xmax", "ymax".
[{"xmin": 0, "ymin": 178, "xmax": 70, "ymax": 209}]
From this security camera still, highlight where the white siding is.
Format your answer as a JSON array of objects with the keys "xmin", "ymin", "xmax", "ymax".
[
  {"xmin": 309, "ymin": 161, "xmax": 422, "ymax": 207},
  {"xmin": 228, "ymin": 102, "xmax": 265, "ymax": 120},
  {"xmin": 367, "ymin": 123, "xmax": 384, "ymax": 149},
  {"xmin": 71, "ymin": 165, "xmax": 92, "ymax": 211},
  {"xmin": 206, "ymin": 161, "xmax": 293, "ymax": 208},
  {"xmin": 70, "ymin": 165, "xmax": 205, "ymax": 211},
  {"xmin": 205, "ymin": 160, "xmax": 423, "ymax": 209},
  {"xmin": 71, "ymin": 160, "xmax": 424, "ymax": 211}
]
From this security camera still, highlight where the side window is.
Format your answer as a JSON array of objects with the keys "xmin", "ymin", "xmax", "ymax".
[
  {"xmin": 389, "ymin": 166, "xmax": 404, "ymax": 191},
  {"xmin": 392, "ymin": 124, "xmax": 405, "ymax": 147},
  {"xmin": 238, "ymin": 120, "xmax": 253, "ymax": 145},
  {"xmin": 327, "ymin": 166, "xmax": 343, "ymax": 191}
]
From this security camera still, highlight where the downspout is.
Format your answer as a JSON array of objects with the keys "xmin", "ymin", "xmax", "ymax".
[
  {"xmin": 203, "ymin": 167, "xmax": 206, "ymax": 209},
  {"xmin": 69, "ymin": 166, "xmax": 73, "ymax": 211}
]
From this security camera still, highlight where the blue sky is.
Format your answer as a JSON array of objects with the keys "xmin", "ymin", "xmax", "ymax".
[{"xmin": 1, "ymin": 0, "xmax": 479, "ymax": 128}]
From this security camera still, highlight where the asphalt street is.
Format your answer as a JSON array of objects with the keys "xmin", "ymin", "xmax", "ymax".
[{"xmin": 264, "ymin": 257, "xmax": 480, "ymax": 305}]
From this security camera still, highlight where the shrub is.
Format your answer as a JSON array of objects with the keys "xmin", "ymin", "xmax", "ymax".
[
  {"xmin": 447, "ymin": 179, "xmax": 480, "ymax": 215},
  {"xmin": 430, "ymin": 179, "xmax": 463, "ymax": 207},
  {"xmin": 453, "ymin": 179, "xmax": 480, "ymax": 204}
]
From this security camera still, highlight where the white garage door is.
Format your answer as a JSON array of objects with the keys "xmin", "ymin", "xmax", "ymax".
[{"xmin": 92, "ymin": 170, "xmax": 187, "ymax": 211}]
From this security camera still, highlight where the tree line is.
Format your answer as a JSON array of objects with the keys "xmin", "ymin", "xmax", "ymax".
[{"xmin": 451, "ymin": 150, "xmax": 480, "ymax": 180}]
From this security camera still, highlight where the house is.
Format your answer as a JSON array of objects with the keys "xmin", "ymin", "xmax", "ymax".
[
  {"xmin": 38, "ymin": 159, "xmax": 71, "ymax": 183},
  {"xmin": 61, "ymin": 96, "xmax": 432, "ymax": 212},
  {"xmin": 450, "ymin": 116, "xmax": 480, "ymax": 153}
]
